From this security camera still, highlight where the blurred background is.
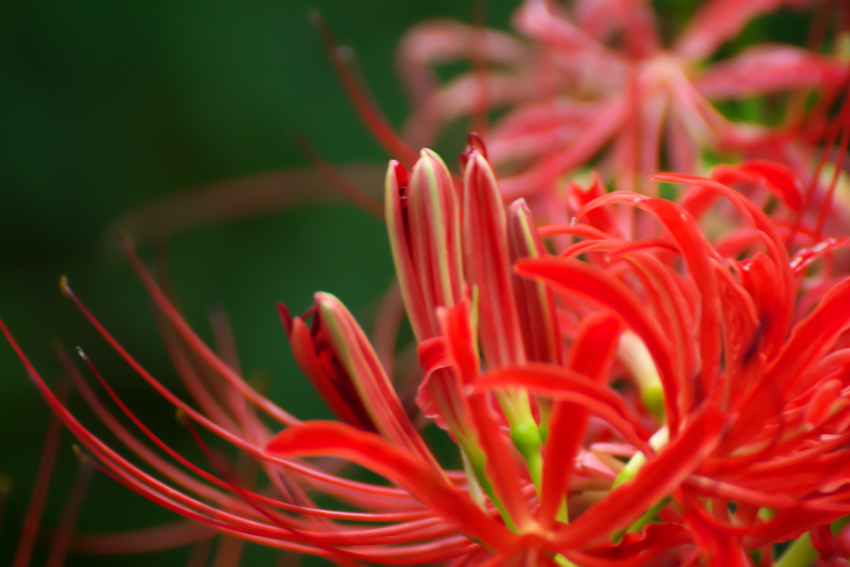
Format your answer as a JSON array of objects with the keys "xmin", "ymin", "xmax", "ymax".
[{"xmin": 0, "ymin": 1, "xmax": 813, "ymax": 565}]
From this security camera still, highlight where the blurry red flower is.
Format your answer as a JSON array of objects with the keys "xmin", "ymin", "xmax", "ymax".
[{"xmin": 397, "ymin": 0, "xmax": 848, "ymax": 208}]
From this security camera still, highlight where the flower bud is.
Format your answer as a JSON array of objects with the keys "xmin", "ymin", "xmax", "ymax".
[
  {"xmin": 385, "ymin": 150, "xmax": 464, "ymax": 341},
  {"xmin": 385, "ymin": 150, "xmax": 478, "ymax": 449},
  {"xmin": 507, "ymin": 199, "xmax": 562, "ymax": 366},
  {"xmin": 281, "ymin": 293, "xmax": 432, "ymax": 461},
  {"xmin": 461, "ymin": 147, "xmax": 542, "ymax": 487},
  {"xmin": 461, "ymin": 149, "xmax": 525, "ymax": 369}
]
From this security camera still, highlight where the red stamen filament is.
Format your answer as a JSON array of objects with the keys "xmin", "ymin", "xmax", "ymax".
[
  {"xmin": 0, "ymin": 319, "xmax": 478, "ymax": 563},
  {"xmin": 69, "ymin": 520, "xmax": 214, "ymax": 555},
  {"xmin": 310, "ymin": 11, "xmax": 419, "ymax": 167},
  {"xmin": 44, "ymin": 451, "xmax": 96, "ymax": 567},
  {"xmin": 294, "ymin": 134, "xmax": 384, "ymax": 219},
  {"xmin": 11, "ymin": 378, "xmax": 70, "ymax": 567},
  {"xmin": 815, "ymin": 83, "xmax": 850, "ymax": 240}
]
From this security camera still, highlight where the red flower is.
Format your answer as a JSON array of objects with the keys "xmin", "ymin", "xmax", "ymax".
[
  {"xmin": 5, "ymin": 144, "xmax": 850, "ymax": 566},
  {"xmin": 397, "ymin": 0, "xmax": 848, "ymax": 207}
]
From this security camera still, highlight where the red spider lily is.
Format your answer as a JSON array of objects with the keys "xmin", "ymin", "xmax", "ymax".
[
  {"xmin": 5, "ymin": 144, "xmax": 850, "ymax": 567},
  {"xmin": 397, "ymin": 0, "xmax": 849, "ymax": 208},
  {"xmin": 104, "ymin": 0, "xmax": 850, "ymax": 255}
]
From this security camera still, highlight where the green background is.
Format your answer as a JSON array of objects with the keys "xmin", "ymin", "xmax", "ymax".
[
  {"xmin": 0, "ymin": 1, "xmax": 522, "ymax": 565},
  {"xmin": 0, "ymin": 1, "xmax": 814, "ymax": 565}
]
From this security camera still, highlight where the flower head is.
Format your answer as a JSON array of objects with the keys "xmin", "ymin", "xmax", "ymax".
[
  {"xmin": 5, "ymin": 141, "xmax": 850, "ymax": 566},
  {"xmin": 398, "ymin": 0, "xmax": 849, "ymax": 212}
]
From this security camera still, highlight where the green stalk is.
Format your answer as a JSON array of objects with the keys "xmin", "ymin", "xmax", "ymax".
[
  {"xmin": 775, "ymin": 516, "xmax": 850, "ymax": 567},
  {"xmin": 774, "ymin": 533, "xmax": 817, "ymax": 567},
  {"xmin": 507, "ymin": 411, "xmax": 543, "ymax": 493},
  {"xmin": 610, "ymin": 427, "xmax": 670, "ymax": 539},
  {"xmin": 462, "ymin": 442, "xmax": 517, "ymax": 532},
  {"xmin": 613, "ymin": 497, "xmax": 670, "ymax": 542}
]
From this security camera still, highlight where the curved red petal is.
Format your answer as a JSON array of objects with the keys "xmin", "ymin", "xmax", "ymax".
[{"xmin": 266, "ymin": 421, "xmax": 512, "ymax": 551}]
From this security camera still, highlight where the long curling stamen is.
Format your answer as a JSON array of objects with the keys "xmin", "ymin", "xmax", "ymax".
[
  {"xmin": 309, "ymin": 10, "xmax": 419, "ymax": 167},
  {"xmin": 11, "ymin": 377, "xmax": 70, "ymax": 567},
  {"xmin": 2, "ymin": 316, "xmax": 458, "ymax": 561},
  {"xmin": 75, "ymin": 346, "xmax": 257, "ymax": 499},
  {"xmin": 64, "ymin": 268, "xmax": 300, "ymax": 428},
  {"xmin": 815, "ymin": 82, "xmax": 850, "ymax": 240},
  {"xmin": 205, "ymin": 309, "xmax": 256, "ymax": 567},
  {"xmin": 177, "ymin": 414, "xmax": 365, "ymax": 567},
  {"xmin": 293, "ymin": 134, "xmax": 385, "ymax": 219},
  {"xmin": 73, "ymin": 347, "xmax": 383, "ymax": 519},
  {"xmin": 43, "ymin": 447, "xmax": 96, "ymax": 567},
  {"xmin": 65, "ymin": 310, "xmax": 418, "ymax": 509}
]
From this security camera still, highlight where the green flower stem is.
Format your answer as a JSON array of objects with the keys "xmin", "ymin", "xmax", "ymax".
[
  {"xmin": 495, "ymin": 387, "xmax": 544, "ymax": 496},
  {"xmin": 614, "ymin": 427, "xmax": 669, "ymax": 488},
  {"xmin": 510, "ymin": 418, "xmax": 543, "ymax": 494},
  {"xmin": 774, "ymin": 533, "xmax": 817, "ymax": 567},
  {"xmin": 610, "ymin": 427, "xmax": 670, "ymax": 539},
  {"xmin": 556, "ymin": 499, "xmax": 569, "ymax": 524},
  {"xmin": 613, "ymin": 497, "xmax": 670, "ymax": 542},
  {"xmin": 462, "ymin": 443, "xmax": 518, "ymax": 532},
  {"xmin": 775, "ymin": 516, "xmax": 850, "ymax": 567}
]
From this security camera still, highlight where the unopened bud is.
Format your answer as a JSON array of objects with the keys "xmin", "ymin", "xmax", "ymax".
[
  {"xmin": 507, "ymin": 199, "xmax": 561, "ymax": 366},
  {"xmin": 462, "ymin": 149, "xmax": 525, "ymax": 369},
  {"xmin": 618, "ymin": 331, "xmax": 665, "ymax": 421},
  {"xmin": 385, "ymin": 150, "xmax": 464, "ymax": 341},
  {"xmin": 285, "ymin": 292, "xmax": 434, "ymax": 463}
]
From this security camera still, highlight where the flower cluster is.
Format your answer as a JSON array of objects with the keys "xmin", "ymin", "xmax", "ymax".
[
  {"xmin": 398, "ymin": 0, "xmax": 848, "ymax": 204},
  {"xmin": 4, "ymin": 1, "xmax": 850, "ymax": 565},
  {"xmin": 5, "ymin": 132, "xmax": 850, "ymax": 565}
]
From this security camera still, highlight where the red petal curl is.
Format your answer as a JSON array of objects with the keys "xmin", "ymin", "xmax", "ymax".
[
  {"xmin": 516, "ymin": 256, "xmax": 682, "ymax": 432},
  {"xmin": 549, "ymin": 403, "xmax": 726, "ymax": 550},
  {"xmin": 712, "ymin": 160, "xmax": 803, "ymax": 212},
  {"xmin": 579, "ymin": 192, "xmax": 722, "ymax": 415},
  {"xmin": 267, "ymin": 421, "xmax": 512, "ymax": 551},
  {"xmin": 727, "ymin": 277, "xmax": 850, "ymax": 448}
]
